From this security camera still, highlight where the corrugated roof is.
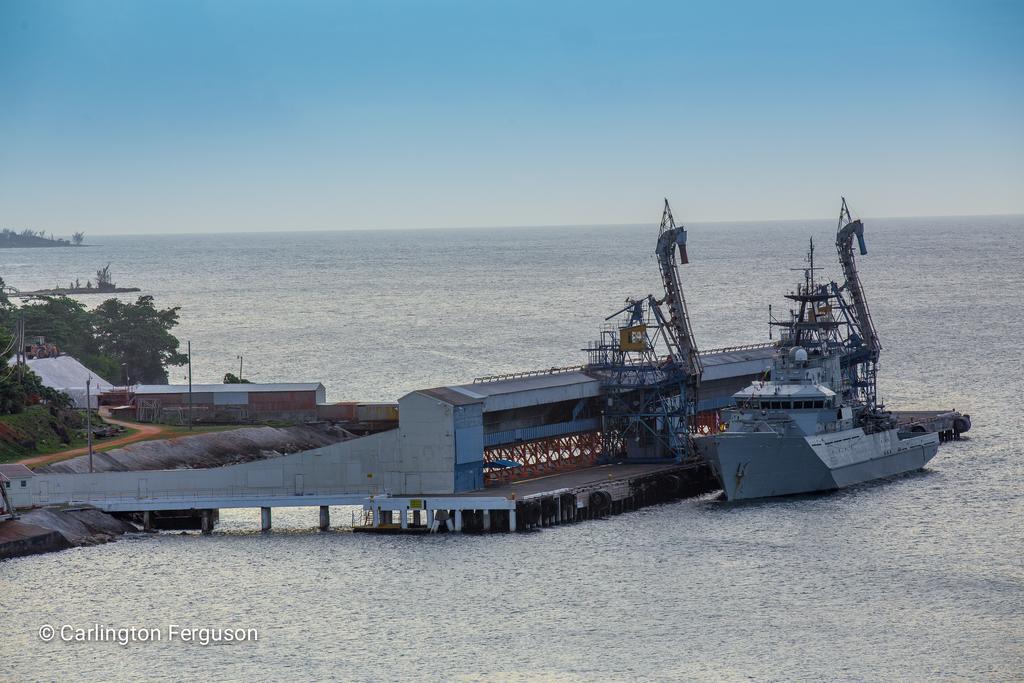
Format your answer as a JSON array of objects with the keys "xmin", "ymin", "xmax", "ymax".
[
  {"xmin": 417, "ymin": 386, "xmax": 482, "ymax": 406},
  {"xmin": 132, "ymin": 383, "xmax": 324, "ymax": 395},
  {"xmin": 0, "ymin": 464, "xmax": 35, "ymax": 478},
  {"xmin": 420, "ymin": 371, "xmax": 599, "ymax": 401},
  {"xmin": 458, "ymin": 371, "xmax": 598, "ymax": 396},
  {"xmin": 414, "ymin": 371, "xmax": 602, "ymax": 412}
]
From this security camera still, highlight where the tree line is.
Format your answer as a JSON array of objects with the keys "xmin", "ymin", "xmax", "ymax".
[
  {"xmin": 0, "ymin": 278, "xmax": 188, "ymax": 414},
  {"xmin": 0, "ymin": 229, "xmax": 85, "ymax": 247}
]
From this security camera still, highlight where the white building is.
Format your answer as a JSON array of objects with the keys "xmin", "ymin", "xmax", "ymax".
[{"xmin": 0, "ymin": 464, "xmax": 36, "ymax": 510}]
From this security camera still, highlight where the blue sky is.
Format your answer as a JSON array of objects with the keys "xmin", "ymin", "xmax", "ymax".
[{"xmin": 1, "ymin": 1, "xmax": 1022, "ymax": 234}]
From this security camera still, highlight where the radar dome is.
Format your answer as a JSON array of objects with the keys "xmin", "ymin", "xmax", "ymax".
[{"xmin": 794, "ymin": 348, "xmax": 809, "ymax": 363}]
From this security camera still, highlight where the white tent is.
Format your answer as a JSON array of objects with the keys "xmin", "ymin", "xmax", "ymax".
[{"xmin": 10, "ymin": 355, "xmax": 115, "ymax": 408}]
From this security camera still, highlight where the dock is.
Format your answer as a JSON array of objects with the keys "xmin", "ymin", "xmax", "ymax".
[{"xmin": 355, "ymin": 460, "xmax": 718, "ymax": 533}]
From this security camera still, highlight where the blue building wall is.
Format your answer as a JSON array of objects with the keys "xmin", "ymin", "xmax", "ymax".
[{"xmin": 453, "ymin": 403, "xmax": 484, "ymax": 492}]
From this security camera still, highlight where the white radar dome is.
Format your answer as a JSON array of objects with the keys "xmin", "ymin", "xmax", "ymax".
[{"xmin": 794, "ymin": 348, "xmax": 809, "ymax": 363}]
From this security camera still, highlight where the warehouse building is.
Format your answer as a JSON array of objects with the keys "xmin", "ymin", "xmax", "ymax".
[
  {"xmin": 397, "ymin": 371, "xmax": 604, "ymax": 492},
  {"xmin": 126, "ymin": 383, "xmax": 327, "ymax": 424}
]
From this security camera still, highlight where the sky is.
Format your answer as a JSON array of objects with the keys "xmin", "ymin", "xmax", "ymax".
[{"xmin": 1, "ymin": 1, "xmax": 1022, "ymax": 234}]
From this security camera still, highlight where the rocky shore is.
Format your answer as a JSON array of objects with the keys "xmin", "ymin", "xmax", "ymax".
[{"xmin": 0, "ymin": 507, "xmax": 138, "ymax": 561}]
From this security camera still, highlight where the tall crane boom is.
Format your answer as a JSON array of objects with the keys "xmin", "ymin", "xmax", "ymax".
[
  {"xmin": 583, "ymin": 199, "xmax": 703, "ymax": 462},
  {"xmin": 835, "ymin": 198, "xmax": 880, "ymax": 359},
  {"xmin": 655, "ymin": 199, "xmax": 703, "ymax": 386}
]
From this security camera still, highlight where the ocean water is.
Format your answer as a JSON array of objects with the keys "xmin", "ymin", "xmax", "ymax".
[{"xmin": 1, "ymin": 216, "xmax": 1022, "ymax": 681}]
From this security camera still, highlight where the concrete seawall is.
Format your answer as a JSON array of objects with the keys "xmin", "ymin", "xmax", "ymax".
[
  {"xmin": 0, "ymin": 507, "xmax": 137, "ymax": 561},
  {"xmin": 0, "ymin": 520, "xmax": 70, "ymax": 560},
  {"xmin": 36, "ymin": 424, "xmax": 353, "ymax": 474}
]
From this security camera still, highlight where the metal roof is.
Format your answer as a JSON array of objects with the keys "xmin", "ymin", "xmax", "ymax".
[
  {"xmin": 457, "ymin": 372, "xmax": 598, "ymax": 396},
  {"xmin": 131, "ymin": 383, "xmax": 325, "ymax": 395},
  {"xmin": 415, "ymin": 371, "xmax": 602, "ymax": 412},
  {"xmin": 0, "ymin": 464, "xmax": 35, "ymax": 478}
]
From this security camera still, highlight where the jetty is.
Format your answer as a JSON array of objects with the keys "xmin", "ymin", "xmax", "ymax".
[
  {"xmin": 1, "ymin": 199, "xmax": 972, "ymax": 548},
  {"xmin": 6, "ymin": 263, "xmax": 140, "ymax": 298}
]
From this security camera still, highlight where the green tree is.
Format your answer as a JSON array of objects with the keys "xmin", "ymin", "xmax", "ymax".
[
  {"xmin": 92, "ymin": 296, "xmax": 188, "ymax": 383},
  {"xmin": 0, "ymin": 276, "xmax": 14, "ymax": 329},
  {"xmin": 223, "ymin": 372, "xmax": 252, "ymax": 384},
  {"xmin": 13, "ymin": 296, "xmax": 118, "ymax": 380},
  {"xmin": 0, "ymin": 325, "xmax": 72, "ymax": 414}
]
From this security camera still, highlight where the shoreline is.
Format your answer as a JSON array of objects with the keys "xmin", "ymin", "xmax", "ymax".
[{"xmin": 0, "ymin": 506, "xmax": 137, "ymax": 561}]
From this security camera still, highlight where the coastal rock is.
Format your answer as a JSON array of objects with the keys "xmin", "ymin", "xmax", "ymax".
[{"xmin": 19, "ymin": 507, "xmax": 136, "ymax": 546}]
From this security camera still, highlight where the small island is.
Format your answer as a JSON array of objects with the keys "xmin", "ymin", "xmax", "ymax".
[
  {"xmin": 0, "ymin": 229, "xmax": 86, "ymax": 248},
  {"xmin": 9, "ymin": 264, "xmax": 141, "ymax": 298}
]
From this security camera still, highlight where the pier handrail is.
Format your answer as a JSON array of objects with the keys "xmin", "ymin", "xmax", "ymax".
[
  {"xmin": 473, "ymin": 365, "xmax": 587, "ymax": 384},
  {"xmin": 473, "ymin": 343, "xmax": 777, "ymax": 384}
]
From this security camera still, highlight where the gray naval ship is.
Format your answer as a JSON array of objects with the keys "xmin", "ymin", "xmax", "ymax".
[{"xmin": 709, "ymin": 201, "xmax": 940, "ymax": 500}]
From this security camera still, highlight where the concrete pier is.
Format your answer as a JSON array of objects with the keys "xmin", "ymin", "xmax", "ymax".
[
  {"xmin": 201, "ymin": 509, "xmax": 214, "ymax": 535},
  {"xmin": 260, "ymin": 507, "xmax": 272, "ymax": 532},
  {"xmin": 319, "ymin": 505, "xmax": 330, "ymax": 530},
  {"xmin": 353, "ymin": 461, "xmax": 717, "ymax": 535}
]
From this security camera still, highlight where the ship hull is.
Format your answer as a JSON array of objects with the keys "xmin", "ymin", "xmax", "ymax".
[{"xmin": 709, "ymin": 428, "xmax": 939, "ymax": 501}]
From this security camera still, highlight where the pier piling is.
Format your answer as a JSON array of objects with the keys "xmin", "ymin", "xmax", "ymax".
[
  {"xmin": 319, "ymin": 505, "xmax": 330, "ymax": 530},
  {"xmin": 261, "ymin": 507, "xmax": 272, "ymax": 532}
]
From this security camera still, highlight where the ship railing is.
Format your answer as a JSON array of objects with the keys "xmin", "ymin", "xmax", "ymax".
[{"xmin": 699, "ymin": 342, "xmax": 778, "ymax": 356}]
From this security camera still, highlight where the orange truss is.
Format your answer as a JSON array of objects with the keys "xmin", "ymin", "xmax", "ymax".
[{"xmin": 484, "ymin": 431, "xmax": 603, "ymax": 486}]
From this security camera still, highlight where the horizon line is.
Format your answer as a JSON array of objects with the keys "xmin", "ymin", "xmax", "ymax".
[{"xmin": 10, "ymin": 210, "xmax": 1024, "ymax": 239}]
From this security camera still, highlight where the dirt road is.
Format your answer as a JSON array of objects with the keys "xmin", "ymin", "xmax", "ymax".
[{"xmin": 17, "ymin": 417, "xmax": 169, "ymax": 468}]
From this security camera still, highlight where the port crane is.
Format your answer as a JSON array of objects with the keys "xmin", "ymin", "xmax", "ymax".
[
  {"xmin": 832, "ymin": 198, "xmax": 881, "ymax": 407},
  {"xmin": 586, "ymin": 200, "xmax": 702, "ymax": 462},
  {"xmin": 655, "ymin": 199, "xmax": 703, "ymax": 393}
]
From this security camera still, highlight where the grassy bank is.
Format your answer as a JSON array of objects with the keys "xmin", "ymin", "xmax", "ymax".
[
  {"xmin": 2, "ymin": 410, "xmax": 265, "ymax": 466},
  {"xmin": 0, "ymin": 406, "xmax": 88, "ymax": 464}
]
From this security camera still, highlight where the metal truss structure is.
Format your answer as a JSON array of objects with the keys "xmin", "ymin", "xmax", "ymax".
[{"xmin": 483, "ymin": 431, "xmax": 606, "ymax": 485}]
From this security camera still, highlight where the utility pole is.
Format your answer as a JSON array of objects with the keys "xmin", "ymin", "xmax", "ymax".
[
  {"xmin": 16, "ymin": 315, "xmax": 24, "ymax": 384},
  {"xmin": 86, "ymin": 376, "xmax": 94, "ymax": 473},
  {"xmin": 237, "ymin": 354, "xmax": 243, "ymax": 381},
  {"xmin": 187, "ymin": 340, "xmax": 193, "ymax": 431}
]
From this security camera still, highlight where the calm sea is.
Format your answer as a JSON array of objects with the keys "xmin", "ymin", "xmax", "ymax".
[{"xmin": 2, "ymin": 216, "xmax": 1022, "ymax": 680}]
